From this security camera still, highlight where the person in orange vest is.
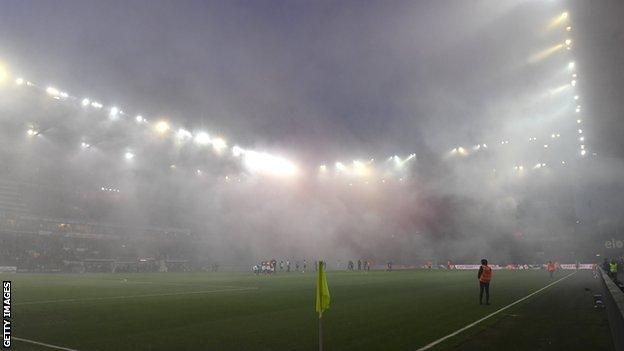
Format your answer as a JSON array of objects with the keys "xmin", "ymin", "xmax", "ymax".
[
  {"xmin": 478, "ymin": 259, "xmax": 492, "ymax": 305},
  {"xmin": 547, "ymin": 261, "xmax": 556, "ymax": 278}
]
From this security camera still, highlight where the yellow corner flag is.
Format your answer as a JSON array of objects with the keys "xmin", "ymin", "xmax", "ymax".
[{"xmin": 316, "ymin": 260, "xmax": 331, "ymax": 318}]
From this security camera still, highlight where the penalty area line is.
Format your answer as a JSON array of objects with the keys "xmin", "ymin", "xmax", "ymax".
[
  {"xmin": 15, "ymin": 286, "xmax": 258, "ymax": 306},
  {"xmin": 13, "ymin": 337, "xmax": 80, "ymax": 351},
  {"xmin": 415, "ymin": 271, "xmax": 577, "ymax": 351}
]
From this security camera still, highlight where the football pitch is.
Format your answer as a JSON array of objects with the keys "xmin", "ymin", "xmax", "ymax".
[{"xmin": 9, "ymin": 269, "xmax": 613, "ymax": 351}]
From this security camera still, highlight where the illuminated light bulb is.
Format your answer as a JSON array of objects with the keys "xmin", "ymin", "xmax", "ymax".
[
  {"xmin": 15, "ymin": 78, "xmax": 24, "ymax": 85},
  {"xmin": 581, "ymin": 150, "xmax": 587, "ymax": 156},
  {"xmin": 91, "ymin": 102, "xmax": 103, "ymax": 109},
  {"xmin": 109, "ymin": 106, "xmax": 119, "ymax": 117},
  {"xmin": 565, "ymin": 39, "xmax": 572, "ymax": 46},
  {"xmin": 574, "ymin": 95, "xmax": 579, "ymax": 100},
  {"xmin": 571, "ymin": 80, "xmax": 577, "ymax": 87},
  {"xmin": 566, "ymin": 26, "xmax": 572, "ymax": 32},
  {"xmin": 196, "ymin": 169, "xmax": 202, "ymax": 175},
  {"xmin": 551, "ymin": 134, "xmax": 556, "ymax": 138},
  {"xmin": 319, "ymin": 164, "xmax": 327, "ymax": 171},
  {"xmin": 242, "ymin": 150, "xmax": 298, "ymax": 177},
  {"xmin": 578, "ymin": 129, "xmax": 583, "ymax": 134},
  {"xmin": 335, "ymin": 162, "xmax": 346, "ymax": 171},
  {"xmin": 580, "ymin": 145, "xmax": 585, "ymax": 149},
  {"xmin": 544, "ymin": 144, "xmax": 549, "ymax": 148},
  {"xmin": 124, "ymin": 152, "xmax": 134, "ymax": 160},
  {"xmin": 577, "ymin": 119, "xmax": 581, "ymax": 124},
  {"xmin": 568, "ymin": 62, "xmax": 575, "ymax": 69},
  {"xmin": 561, "ymin": 161, "xmax": 566, "ymax": 165},
  {"xmin": 46, "ymin": 86, "xmax": 60, "ymax": 96},
  {"xmin": 579, "ymin": 136, "xmax": 585, "ymax": 141},
  {"xmin": 81, "ymin": 98, "xmax": 90, "ymax": 106},
  {"xmin": 211, "ymin": 137, "xmax": 227, "ymax": 151},
  {"xmin": 154, "ymin": 120, "xmax": 170, "ymax": 134},
  {"xmin": 194, "ymin": 132, "xmax": 211, "ymax": 145},
  {"xmin": 176, "ymin": 128, "xmax": 192, "ymax": 140},
  {"xmin": 136, "ymin": 115, "xmax": 144, "ymax": 123},
  {"xmin": 572, "ymin": 73, "xmax": 577, "ymax": 78},
  {"xmin": 561, "ymin": 12, "xmax": 568, "ymax": 19}
]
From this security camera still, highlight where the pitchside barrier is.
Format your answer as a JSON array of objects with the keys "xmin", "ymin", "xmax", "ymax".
[
  {"xmin": 599, "ymin": 268, "xmax": 624, "ymax": 351},
  {"xmin": 452, "ymin": 263, "xmax": 594, "ymax": 270}
]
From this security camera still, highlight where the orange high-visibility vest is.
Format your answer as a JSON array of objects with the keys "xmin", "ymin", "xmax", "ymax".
[
  {"xmin": 547, "ymin": 263, "xmax": 556, "ymax": 272},
  {"xmin": 480, "ymin": 265, "xmax": 492, "ymax": 283}
]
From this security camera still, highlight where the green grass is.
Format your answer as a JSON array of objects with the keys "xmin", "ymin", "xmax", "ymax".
[{"xmin": 8, "ymin": 270, "xmax": 613, "ymax": 351}]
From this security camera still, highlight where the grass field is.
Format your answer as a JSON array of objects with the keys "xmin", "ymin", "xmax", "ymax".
[{"xmin": 8, "ymin": 269, "xmax": 613, "ymax": 351}]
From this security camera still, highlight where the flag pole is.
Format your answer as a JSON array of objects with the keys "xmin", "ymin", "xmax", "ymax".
[
  {"xmin": 318, "ymin": 260, "xmax": 323, "ymax": 351},
  {"xmin": 319, "ymin": 314, "xmax": 323, "ymax": 351}
]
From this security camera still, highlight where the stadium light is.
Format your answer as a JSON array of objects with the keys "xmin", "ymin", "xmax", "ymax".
[
  {"xmin": 109, "ymin": 106, "xmax": 119, "ymax": 118},
  {"xmin": 574, "ymin": 95, "xmax": 579, "ymax": 100},
  {"xmin": 571, "ymin": 80, "xmax": 577, "ymax": 87},
  {"xmin": 91, "ymin": 101, "xmax": 103, "ymax": 109},
  {"xmin": 565, "ymin": 39, "xmax": 572, "ymax": 46},
  {"xmin": 15, "ymin": 77, "xmax": 24, "ymax": 85},
  {"xmin": 211, "ymin": 137, "xmax": 227, "ymax": 152},
  {"xmin": 581, "ymin": 150, "xmax": 587, "ymax": 156},
  {"xmin": 46, "ymin": 86, "xmax": 60, "ymax": 96},
  {"xmin": 81, "ymin": 142, "xmax": 91, "ymax": 149},
  {"xmin": 335, "ymin": 162, "xmax": 346, "ymax": 171},
  {"xmin": 176, "ymin": 128, "xmax": 192, "ymax": 140},
  {"xmin": 568, "ymin": 61, "xmax": 575, "ymax": 69},
  {"xmin": 26, "ymin": 128, "xmax": 39, "ymax": 137},
  {"xmin": 81, "ymin": 98, "xmax": 90, "ymax": 106},
  {"xmin": 566, "ymin": 26, "xmax": 572, "ymax": 32},
  {"xmin": 154, "ymin": 120, "xmax": 170, "ymax": 134},
  {"xmin": 135, "ymin": 115, "xmax": 144, "ymax": 123},
  {"xmin": 194, "ymin": 131, "xmax": 210, "ymax": 145},
  {"xmin": 124, "ymin": 152, "xmax": 134, "ymax": 160},
  {"xmin": 242, "ymin": 151, "xmax": 298, "ymax": 177}
]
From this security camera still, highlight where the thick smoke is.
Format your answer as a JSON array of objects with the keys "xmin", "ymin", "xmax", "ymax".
[{"xmin": 1, "ymin": 0, "xmax": 623, "ymax": 266}]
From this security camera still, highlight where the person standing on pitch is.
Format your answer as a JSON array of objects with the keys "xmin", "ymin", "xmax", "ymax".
[
  {"xmin": 547, "ymin": 261, "xmax": 556, "ymax": 278},
  {"xmin": 478, "ymin": 259, "xmax": 492, "ymax": 305}
]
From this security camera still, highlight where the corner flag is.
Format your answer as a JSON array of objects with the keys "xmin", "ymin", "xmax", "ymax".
[{"xmin": 315, "ymin": 260, "xmax": 330, "ymax": 318}]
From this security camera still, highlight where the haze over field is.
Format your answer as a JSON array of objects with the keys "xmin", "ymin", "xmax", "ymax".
[{"xmin": 1, "ymin": 0, "xmax": 624, "ymax": 264}]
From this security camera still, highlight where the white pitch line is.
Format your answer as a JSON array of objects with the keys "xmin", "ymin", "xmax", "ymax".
[
  {"xmin": 415, "ymin": 271, "xmax": 577, "ymax": 351},
  {"xmin": 13, "ymin": 337, "xmax": 80, "ymax": 351},
  {"xmin": 15, "ymin": 286, "xmax": 258, "ymax": 306}
]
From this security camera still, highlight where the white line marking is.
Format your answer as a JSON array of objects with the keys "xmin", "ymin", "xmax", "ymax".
[
  {"xmin": 15, "ymin": 287, "xmax": 258, "ymax": 306},
  {"xmin": 415, "ymin": 272, "xmax": 577, "ymax": 351},
  {"xmin": 13, "ymin": 337, "xmax": 80, "ymax": 351}
]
